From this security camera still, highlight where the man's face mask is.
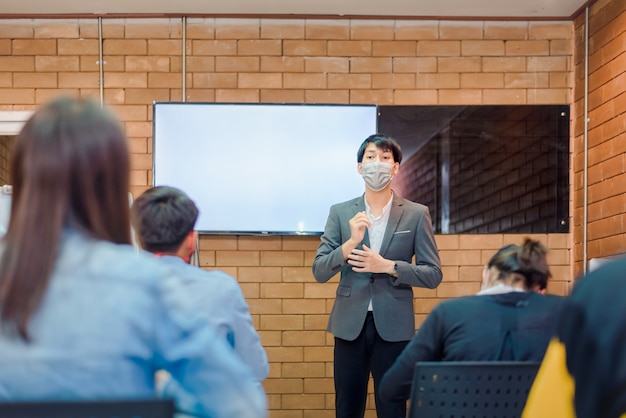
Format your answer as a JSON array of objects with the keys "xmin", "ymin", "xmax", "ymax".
[{"xmin": 361, "ymin": 161, "xmax": 394, "ymax": 192}]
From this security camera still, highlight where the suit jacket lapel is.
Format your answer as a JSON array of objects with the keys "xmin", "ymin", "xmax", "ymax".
[
  {"xmin": 379, "ymin": 195, "xmax": 403, "ymax": 256},
  {"xmin": 353, "ymin": 195, "xmax": 370, "ymax": 248}
]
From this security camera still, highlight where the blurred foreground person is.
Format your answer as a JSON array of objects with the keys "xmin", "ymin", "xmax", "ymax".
[
  {"xmin": 380, "ymin": 238, "xmax": 566, "ymax": 403},
  {"xmin": 524, "ymin": 258, "xmax": 626, "ymax": 418},
  {"xmin": 0, "ymin": 96, "xmax": 267, "ymax": 418}
]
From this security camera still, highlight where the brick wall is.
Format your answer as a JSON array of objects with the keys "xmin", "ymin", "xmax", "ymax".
[
  {"xmin": 572, "ymin": 0, "xmax": 626, "ymax": 274},
  {"xmin": 0, "ymin": 17, "xmax": 575, "ymax": 417}
]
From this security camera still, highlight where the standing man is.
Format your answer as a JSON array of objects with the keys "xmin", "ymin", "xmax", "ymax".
[
  {"xmin": 312, "ymin": 134, "xmax": 442, "ymax": 418},
  {"xmin": 131, "ymin": 186, "xmax": 269, "ymax": 384}
]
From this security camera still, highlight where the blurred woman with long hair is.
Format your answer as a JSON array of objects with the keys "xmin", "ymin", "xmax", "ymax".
[{"xmin": 0, "ymin": 96, "xmax": 266, "ymax": 418}]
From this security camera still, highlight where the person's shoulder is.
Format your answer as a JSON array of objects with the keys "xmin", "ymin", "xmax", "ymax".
[{"xmin": 330, "ymin": 194, "xmax": 362, "ymax": 207}]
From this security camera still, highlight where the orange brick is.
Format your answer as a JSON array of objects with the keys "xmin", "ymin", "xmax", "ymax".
[
  {"xmin": 58, "ymin": 72, "xmax": 99, "ymax": 88},
  {"xmin": 125, "ymin": 56, "xmax": 171, "ymax": 72},
  {"xmin": 395, "ymin": 21, "xmax": 439, "ymax": 40},
  {"xmin": 484, "ymin": 23, "xmax": 529, "ymax": 40},
  {"xmin": 327, "ymin": 74, "xmax": 370, "ymax": 89},
  {"xmin": 260, "ymin": 19, "xmax": 304, "ymax": 39},
  {"xmin": 283, "ymin": 299, "xmax": 326, "ymax": 314},
  {"xmin": 505, "ymin": 73, "xmax": 550, "ymax": 88},
  {"xmin": 239, "ymin": 73, "xmax": 282, "ymax": 89},
  {"xmin": 238, "ymin": 40, "xmax": 282, "ymax": 56},
  {"xmin": 350, "ymin": 57, "xmax": 392, "ymax": 73},
  {"xmin": 215, "ymin": 19, "xmax": 260, "ymax": 40},
  {"xmin": 260, "ymin": 89, "xmax": 305, "ymax": 103},
  {"xmin": 125, "ymin": 20, "xmax": 177, "ymax": 39},
  {"xmin": 215, "ymin": 56, "xmax": 259, "ymax": 72},
  {"xmin": 12, "ymin": 39, "xmax": 56, "ymax": 56},
  {"xmin": 13, "ymin": 72, "xmax": 56, "ymax": 88},
  {"xmin": 438, "ymin": 89, "xmax": 482, "ymax": 105},
  {"xmin": 35, "ymin": 88, "xmax": 78, "ymax": 104},
  {"xmin": 185, "ymin": 56, "xmax": 215, "ymax": 72},
  {"xmin": 103, "ymin": 39, "xmax": 147, "ymax": 55},
  {"xmin": 0, "ymin": 73, "xmax": 11, "ymax": 87},
  {"xmin": 527, "ymin": 56, "xmax": 569, "ymax": 72},
  {"xmin": 436, "ymin": 282, "xmax": 480, "ymax": 298},
  {"xmin": 304, "ymin": 90, "xmax": 349, "ymax": 104},
  {"xmin": 261, "ymin": 56, "xmax": 304, "ymax": 72},
  {"xmin": 482, "ymin": 89, "xmax": 527, "ymax": 104},
  {"xmin": 527, "ymin": 88, "xmax": 571, "ymax": 104},
  {"xmin": 350, "ymin": 89, "xmax": 393, "ymax": 105},
  {"xmin": 393, "ymin": 89, "xmax": 438, "ymax": 105},
  {"xmin": 148, "ymin": 39, "xmax": 183, "ymax": 55},
  {"xmin": 304, "ymin": 57, "xmax": 349, "ymax": 73},
  {"xmin": 418, "ymin": 40, "xmax": 460, "ymax": 56},
  {"xmin": 0, "ymin": 23, "xmax": 33, "ymax": 39},
  {"xmin": 435, "ymin": 234, "xmax": 459, "ymax": 250},
  {"xmin": 438, "ymin": 57, "xmax": 481, "ymax": 72},
  {"xmin": 372, "ymin": 74, "xmax": 415, "ymax": 89},
  {"xmin": 109, "ymin": 105, "xmax": 147, "ymax": 122},
  {"xmin": 506, "ymin": 40, "xmax": 550, "ymax": 56},
  {"xmin": 550, "ymin": 39, "xmax": 574, "ymax": 56},
  {"xmin": 215, "ymin": 88, "xmax": 259, "ymax": 102},
  {"xmin": 104, "ymin": 72, "xmax": 147, "ymax": 88},
  {"xmin": 125, "ymin": 88, "xmax": 170, "ymax": 104},
  {"xmin": 0, "ymin": 56, "xmax": 35, "ymax": 72},
  {"xmin": 461, "ymin": 40, "xmax": 505, "ymax": 56},
  {"xmin": 372, "ymin": 41, "xmax": 417, "ymax": 57},
  {"xmin": 529, "ymin": 22, "xmax": 573, "ymax": 40},
  {"xmin": 284, "ymin": 73, "xmax": 327, "ymax": 89},
  {"xmin": 80, "ymin": 55, "xmax": 124, "ymax": 72},
  {"xmin": 482, "ymin": 56, "xmax": 526, "ymax": 72},
  {"xmin": 192, "ymin": 39, "xmax": 237, "ymax": 55},
  {"xmin": 305, "ymin": 21, "xmax": 349, "ymax": 40},
  {"xmin": 185, "ymin": 19, "xmax": 216, "ymax": 39},
  {"xmin": 416, "ymin": 73, "xmax": 460, "ymax": 89},
  {"xmin": 34, "ymin": 22, "xmax": 79, "ymax": 39},
  {"xmin": 439, "ymin": 22, "xmax": 484, "ymax": 40},
  {"xmin": 461, "ymin": 73, "xmax": 504, "ymax": 88},
  {"xmin": 0, "ymin": 88, "xmax": 35, "ymax": 105},
  {"xmin": 283, "ymin": 40, "xmax": 327, "ymax": 56},
  {"xmin": 148, "ymin": 72, "xmax": 182, "ymax": 88},
  {"xmin": 393, "ymin": 57, "xmax": 437, "ymax": 73},
  {"xmin": 265, "ymin": 378, "xmax": 305, "ymax": 394},
  {"xmin": 327, "ymin": 41, "xmax": 371, "ymax": 57},
  {"xmin": 126, "ymin": 122, "xmax": 152, "ymax": 139},
  {"xmin": 34, "ymin": 56, "xmax": 78, "ymax": 72},
  {"xmin": 350, "ymin": 22, "xmax": 394, "ymax": 40}
]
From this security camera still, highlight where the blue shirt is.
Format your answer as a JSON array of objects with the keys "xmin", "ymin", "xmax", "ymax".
[
  {"xmin": 156, "ymin": 255, "xmax": 269, "ymax": 382},
  {"xmin": 0, "ymin": 229, "xmax": 267, "ymax": 418}
]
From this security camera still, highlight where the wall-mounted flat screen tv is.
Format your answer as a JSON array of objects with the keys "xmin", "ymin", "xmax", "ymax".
[{"xmin": 153, "ymin": 103, "xmax": 378, "ymax": 235}]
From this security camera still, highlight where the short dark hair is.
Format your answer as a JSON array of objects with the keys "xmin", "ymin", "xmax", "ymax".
[
  {"xmin": 131, "ymin": 186, "xmax": 199, "ymax": 253},
  {"xmin": 356, "ymin": 133, "xmax": 403, "ymax": 164}
]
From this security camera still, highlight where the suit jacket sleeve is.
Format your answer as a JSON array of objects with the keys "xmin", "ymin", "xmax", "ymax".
[
  {"xmin": 312, "ymin": 203, "xmax": 348, "ymax": 283},
  {"xmin": 393, "ymin": 206, "xmax": 442, "ymax": 289}
]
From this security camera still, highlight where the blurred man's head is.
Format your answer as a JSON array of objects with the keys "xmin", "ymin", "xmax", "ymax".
[{"xmin": 131, "ymin": 186, "xmax": 199, "ymax": 260}]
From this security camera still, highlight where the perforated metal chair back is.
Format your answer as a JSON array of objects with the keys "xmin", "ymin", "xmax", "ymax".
[
  {"xmin": 0, "ymin": 398, "xmax": 175, "ymax": 418},
  {"xmin": 408, "ymin": 361, "xmax": 540, "ymax": 418}
]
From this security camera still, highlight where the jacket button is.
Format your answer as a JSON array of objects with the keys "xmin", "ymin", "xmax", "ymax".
[{"xmin": 369, "ymin": 276, "xmax": 374, "ymax": 283}]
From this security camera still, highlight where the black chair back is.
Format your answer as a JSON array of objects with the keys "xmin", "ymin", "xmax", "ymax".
[
  {"xmin": 0, "ymin": 398, "xmax": 175, "ymax": 418},
  {"xmin": 409, "ymin": 361, "xmax": 540, "ymax": 418}
]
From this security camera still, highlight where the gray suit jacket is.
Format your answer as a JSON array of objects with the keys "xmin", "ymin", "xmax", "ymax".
[{"xmin": 312, "ymin": 194, "xmax": 442, "ymax": 342}]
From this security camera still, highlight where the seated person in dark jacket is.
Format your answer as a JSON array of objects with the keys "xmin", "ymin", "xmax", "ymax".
[{"xmin": 379, "ymin": 238, "xmax": 566, "ymax": 403}]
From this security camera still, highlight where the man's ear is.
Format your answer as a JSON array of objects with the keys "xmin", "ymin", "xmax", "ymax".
[
  {"xmin": 186, "ymin": 230, "xmax": 198, "ymax": 254},
  {"xmin": 357, "ymin": 162, "xmax": 363, "ymax": 174}
]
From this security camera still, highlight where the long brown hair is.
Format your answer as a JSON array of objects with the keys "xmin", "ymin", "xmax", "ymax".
[{"xmin": 0, "ymin": 96, "xmax": 131, "ymax": 340}]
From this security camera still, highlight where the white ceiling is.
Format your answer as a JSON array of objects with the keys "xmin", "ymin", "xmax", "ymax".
[{"xmin": 0, "ymin": 0, "xmax": 590, "ymax": 19}]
